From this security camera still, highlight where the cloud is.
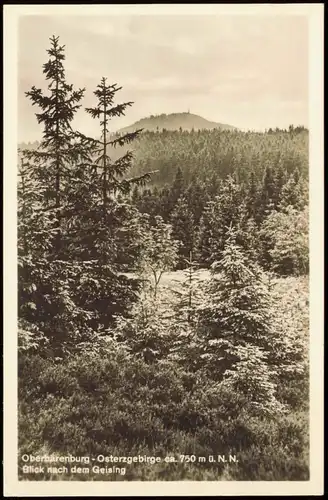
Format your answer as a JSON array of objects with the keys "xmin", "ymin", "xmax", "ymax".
[{"xmin": 18, "ymin": 14, "xmax": 308, "ymax": 141}]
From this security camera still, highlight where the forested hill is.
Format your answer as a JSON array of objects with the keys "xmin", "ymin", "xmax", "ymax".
[
  {"xmin": 17, "ymin": 112, "xmax": 233, "ymax": 154},
  {"xmin": 128, "ymin": 126, "xmax": 309, "ymax": 187},
  {"xmin": 18, "ymin": 126, "xmax": 309, "ymax": 190},
  {"xmin": 118, "ymin": 112, "xmax": 236, "ymax": 134}
]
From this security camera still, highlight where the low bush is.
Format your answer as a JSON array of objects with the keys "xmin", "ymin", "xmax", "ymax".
[{"xmin": 18, "ymin": 341, "xmax": 309, "ymax": 481}]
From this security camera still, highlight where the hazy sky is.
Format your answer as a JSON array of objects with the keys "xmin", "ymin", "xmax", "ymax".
[{"xmin": 18, "ymin": 14, "xmax": 308, "ymax": 142}]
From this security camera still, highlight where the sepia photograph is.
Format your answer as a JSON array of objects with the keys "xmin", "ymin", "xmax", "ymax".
[{"xmin": 3, "ymin": 3, "xmax": 324, "ymax": 497}]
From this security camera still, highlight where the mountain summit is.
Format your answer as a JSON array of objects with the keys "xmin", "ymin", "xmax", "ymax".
[
  {"xmin": 18, "ymin": 113, "xmax": 236, "ymax": 150},
  {"xmin": 118, "ymin": 112, "xmax": 236, "ymax": 134}
]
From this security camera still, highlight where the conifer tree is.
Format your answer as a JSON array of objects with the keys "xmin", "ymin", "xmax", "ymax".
[
  {"xmin": 169, "ymin": 196, "xmax": 195, "ymax": 268},
  {"xmin": 18, "ymin": 36, "xmax": 100, "ymax": 353},
  {"xmin": 23, "ymin": 35, "xmax": 86, "ymax": 255},
  {"xmin": 221, "ymin": 344, "xmax": 285, "ymax": 417},
  {"xmin": 159, "ymin": 185, "xmax": 173, "ymax": 221},
  {"xmin": 82, "ymin": 77, "xmax": 155, "ymax": 267},
  {"xmin": 196, "ymin": 176, "xmax": 249, "ymax": 265},
  {"xmin": 206, "ymin": 173, "xmax": 221, "ymax": 198},
  {"xmin": 85, "ymin": 77, "xmax": 150, "ymax": 215},
  {"xmin": 195, "ymin": 200, "xmax": 215, "ymax": 267},
  {"xmin": 18, "ymin": 153, "xmax": 96, "ymax": 353},
  {"xmin": 170, "ymin": 166, "xmax": 185, "ymax": 207},
  {"xmin": 260, "ymin": 206, "xmax": 309, "ymax": 276},
  {"xmin": 165, "ymin": 251, "xmax": 206, "ymax": 370},
  {"xmin": 63, "ymin": 76, "xmax": 157, "ymax": 326},
  {"xmin": 279, "ymin": 173, "xmax": 307, "ymax": 212},
  {"xmin": 195, "ymin": 228, "xmax": 286, "ymax": 415},
  {"xmin": 259, "ymin": 165, "xmax": 276, "ymax": 220},
  {"xmin": 246, "ymin": 170, "xmax": 260, "ymax": 222},
  {"xmin": 114, "ymin": 295, "xmax": 171, "ymax": 364},
  {"xmin": 273, "ymin": 162, "xmax": 287, "ymax": 208},
  {"xmin": 185, "ymin": 180, "xmax": 208, "ymax": 226},
  {"xmin": 196, "ymin": 228, "xmax": 282, "ymax": 377},
  {"xmin": 18, "ymin": 155, "xmax": 57, "ymax": 339}
]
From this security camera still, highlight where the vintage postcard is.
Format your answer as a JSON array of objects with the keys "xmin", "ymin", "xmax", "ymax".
[{"xmin": 3, "ymin": 3, "xmax": 324, "ymax": 497}]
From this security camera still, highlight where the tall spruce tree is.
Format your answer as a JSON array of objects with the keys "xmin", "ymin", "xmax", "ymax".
[
  {"xmin": 23, "ymin": 35, "xmax": 85, "ymax": 255},
  {"xmin": 65, "ymin": 76, "xmax": 156, "ymax": 327},
  {"xmin": 83, "ymin": 77, "xmax": 153, "ymax": 265},
  {"xmin": 85, "ymin": 77, "xmax": 151, "ymax": 214},
  {"xmin": 18, "ymin": 36, "xmax": 100, "ymax": 353}
]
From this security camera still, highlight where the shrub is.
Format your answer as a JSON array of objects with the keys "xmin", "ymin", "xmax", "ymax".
[{"xmin": 19, "ymin": 344, "xmax": 309, "ymax": 481}]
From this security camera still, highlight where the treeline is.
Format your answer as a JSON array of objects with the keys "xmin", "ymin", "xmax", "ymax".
[
  {"xmin": 127, "ymin": 126, "xmax": 308, "ymax": 186},
  {"xmin": 18, "ymin": 36, "xmax": 309, "ymax": 481}
]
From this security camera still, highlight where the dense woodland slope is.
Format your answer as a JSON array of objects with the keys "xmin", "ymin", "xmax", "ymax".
[{"xmin": 19, "ymin": 124, "xmax": 308, "ymax": 189}]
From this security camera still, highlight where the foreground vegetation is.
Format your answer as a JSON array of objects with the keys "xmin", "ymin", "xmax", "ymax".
[
  {"xmin": 18, "ymin": 36, "xmax": 309, "ymax": 481},
  {"xmin": 19, "ymin": 275, "xmax": 309, "ymax": 481}
]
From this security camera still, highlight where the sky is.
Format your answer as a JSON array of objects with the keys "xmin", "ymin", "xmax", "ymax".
[{"xmin": 18, "ymin": 14, "xmax": 309, "ymax": 142}]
